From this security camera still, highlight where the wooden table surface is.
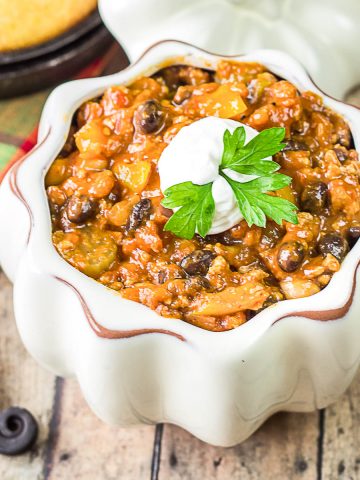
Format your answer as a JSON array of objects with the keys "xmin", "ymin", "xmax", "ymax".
[{"xmin": 1, "ymin": 94, "xmax": 360, "ymax": 480}]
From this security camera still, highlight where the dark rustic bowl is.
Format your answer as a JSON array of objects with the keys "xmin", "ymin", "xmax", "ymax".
[
  {"xmin": 0, "ymin": 11, "xmax": 116, "ymax": 98},
  {"xmin": 0, "ymin": 10, "xmax": 102, "ymax": 66}
]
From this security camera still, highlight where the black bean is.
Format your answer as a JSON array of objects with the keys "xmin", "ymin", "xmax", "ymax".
[
  {"xmin": 347, "ymin": 226, "xmax": 360, "ymax": 248},
  {"xmin": 277, "ymin": 241, "xmax": 305, "ymax": 272},
  {"xmin": 283, "ymin": 140, "xmax": 309, "ymax": 152},
  {"xmin": 204, "ymin": 230, "xmax": 243, "ymax": 246},
  {"xmin": 154, "ymin": 65, "xmax": 213, "ymax": 92},
  {"xmin": 66, "ymin": 195, "xmax": 96, "ymax": 224},
  {"xmin": 126, "ymin": 198, "xmax": 152, "ymax": 231},
  {"xmin": 185, "ymin": 276, "xmax": 211, "ymax": 290},
  {"xmin": 263, "ymin": 274, "xmax": 280, "ymax": 287},
  {"xmin": 180, "ymin": 250, "xmax": 215, "ymax": 276},
  {"xmin": 133, "ymin": 100, "xmax": 166, "ymax": 134},
  {"xmin": 334, "ymin": 148, "xmax": 348, "ymax": 163},
  {"xmin": 260, "ymin": 222, "xmax": 285, "ymax": 248},
  {"xmin": 318, "ymin": 233, "xmax": 349, "ymax": 261},
  {"xmin": 301, "ymin": 182, "xmax": 329, "ymax": 215},
  {"xmin": 154, "ymin": 66, "xmax": 187, "ymax": 91}
]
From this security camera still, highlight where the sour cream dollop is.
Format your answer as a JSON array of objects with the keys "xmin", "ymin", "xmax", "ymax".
[{"xmin": 158, "ymin": 116, "xmax": 265, "ymax": 235}]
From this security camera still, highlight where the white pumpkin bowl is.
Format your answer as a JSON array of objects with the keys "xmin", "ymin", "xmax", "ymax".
[{"xmin": 1, "ymin": 41, "xmax": 360, "ymax": 447}]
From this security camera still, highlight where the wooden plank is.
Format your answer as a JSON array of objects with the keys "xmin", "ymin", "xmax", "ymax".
[
  {"xmin": 46, "ymin": 379, "xmax": 155, "ymax": 480},
  {"xmin": 321, "ymin": 371, "xmax": 360, "ymax": 480},
  {"xmin": 0, "ymin": 271, "xmax": 57, "ymax": 479},
  {"xmin": 159, "ymin": 412, "xmax": 319, "ymax": 480}
]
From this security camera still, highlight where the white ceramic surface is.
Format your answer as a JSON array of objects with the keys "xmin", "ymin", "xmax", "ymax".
[
  {"xmin": 99, "ymin": 0, "xmax": 360, "ymax": 99},
  {"xmin": 1, "ymin": 42, "xmax": 360, "ymax": 446}
]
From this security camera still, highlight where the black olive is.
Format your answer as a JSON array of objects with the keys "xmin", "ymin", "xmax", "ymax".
[
  {"xmin": 0, "ymin": 407, "xmax": 38, "ymax": 456},
  {"xmin": 126, "ymin": 198, "xmax": 152, "ymax": 232},
  {"xmin": 204, "ymin": 230, "xmax": 243, "ymax": 246},
  {"xmin": 180, "ymin": 250, "xmax": 215, "ymax": 276},
  {"xmin": 277, "ymin": 241, "xmax": 306, "ymax": 272},
  {"xmin": 347, "ymin": 226, "xmax": 360, "ymax": 249},
  {"xmin": 133, "ymin": 100, "xmax": 166, "ymax": 134},
  {"xmin": 318, "ymin": 233, "xmax": 349, "ymax": 261},
  {"xmin": 283, "ymin": 140, "xmax": 309, "ymax": 151},
  {"xmin": 301, "ymin": 182, "xmax": 329, "ymax": 215},
  {"xmin": 66, "ymin": 195, "xmax": 96, "ymax": 224},
  {"xmin": 260, "ymin": 222, "xmax": 285, "ymax": 248}
]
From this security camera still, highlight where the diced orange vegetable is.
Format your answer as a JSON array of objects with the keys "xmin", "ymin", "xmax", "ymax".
[
  {"xmin": 101, "ymin": 86, "xmax": 132, "ymax": 115},
  {"xmin": 121, "ymin": 283, "xmax": 171, "ymax": 309},
  {"xmin": 45, "ymin": 158, "xmax": 72, "ymax": 186},
  {"xmin": 64, "ymin": 170, "xmax": 116, "ymax": 199},
  {"xmin": 192, "ymin": 283, "xmax": 270, "ymax": 316},
  {"xmin": 184, "ymin": 84, "xmax": 247, "ymax": 118},
  {"xmin": 280, "ymin": 279, "xmax": 320, "ymax": 299},
  {"xmin": 86, "ymin": 170, "xmax": 115, "ymax": 198},
  {"xmin": 73, "ymin": 156, "xmax": 109, "ymax": 173},
  {"xmin": 108, "ymin": 196, "xmax": 140, "ymax": 227},
  {"xmin": 274, "ymin": 185, "xmax": 297, "ymax": 205},
  {"xmin": 75, "ymin": 119, "xmax": 108, "ymax": 155},
  {"xmin": 113, "ymin": 160, "xmax": 151, "ymax": 193},
  {"xmin": 130, "ymin": 77, "xmax": 163, "ymax": 99}
]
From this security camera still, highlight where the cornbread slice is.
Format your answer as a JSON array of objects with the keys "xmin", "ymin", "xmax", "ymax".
[{"xmin": 0, "ymin": 0, "xmax": 97, "ymax": 51}]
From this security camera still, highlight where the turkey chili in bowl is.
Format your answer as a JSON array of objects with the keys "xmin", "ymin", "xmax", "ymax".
[{"xmin": 45, "ymin": 60, "xmax": 360, "ymax": 332}]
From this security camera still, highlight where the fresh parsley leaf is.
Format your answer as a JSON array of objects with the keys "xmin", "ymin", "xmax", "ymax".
[
  {"xmin": 223, "ymin": 173, "xmax": 298, "ymax": 227},
  {"xmin": 229, "ymin": 159, "xmax": 280, "ymax": 176},
  {"xmin": 220, "ymin": 126, "xmax": 286, "ymax": 173},
  {"xmin": 161, "ymin": 181, "xmax": 215, "ymax": 239},
  {"xmin": 242, "ymin": 173, "xmax": 292, "ymax": 193},
  {"xmin": 221, "ymin": 127, "xmax": 246, "ymax": 166}
]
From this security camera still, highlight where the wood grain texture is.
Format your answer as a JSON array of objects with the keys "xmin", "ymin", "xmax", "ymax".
[
  {"xmin": 0, "ymin": 271, "xmax": 56, "ymax": 479},
  {"xmin": 46, "ymin": 379, "xmax": 155, "ymax": 480},
  {"xmin": 158, "ymin": 412, "xmax": 319, "ymax": 480},
  {"xmin": 322, "ymin": 372, "xmax": 360, "ymax": 480}
]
